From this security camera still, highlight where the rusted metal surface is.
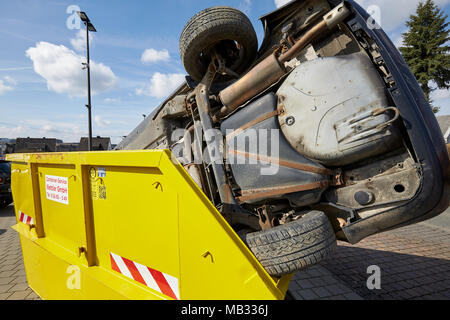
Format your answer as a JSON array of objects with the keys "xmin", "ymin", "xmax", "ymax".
[
  {"xmin": 237, "ymin": 181, "xmax": 329, "ymax": 203},
  {"xmin": 228, "ymin": 149, "xmax": 333, "ymax": 175},
  {"xmin": 219, "ymin": 54, "xmax": 286, "ymax": 115},
  {"xmin": 354, "ymin": 106, "xmax": 401, "ymax": 131},
  {"xmin": 225, "ymin": 108, "xmax": 284, "ymax": 141},
  {"xmin": 221, "ymin": 92, "xmax": 330, "ymax": 208},
  {"xmin": 278, "ymin": 20, "xmax": 328, "ymax": 63},
  {"xmin": 257, "ymin": 206, "xmax": 274, "ymax": 231},
  {"xmin": 257, "ymin": 0, "xmax": 330, "ymax": 61},
  {"xmin": 195, "ymin": 61, "xmax": 237, "ymax": 206},
  {"xmin": 337, "ymin": 217, "xmax": 347, "ymax": 228},
  {"xmin": 332, "ymin": 169, "xmax": 344, "ymax": 186},
  {"xmin": 326, "ymin": 157, "xmax": 421, "ymax": 217},
  {"xmin": 322, "ymin": 2, "xmax": 350, "ymax": 30}
]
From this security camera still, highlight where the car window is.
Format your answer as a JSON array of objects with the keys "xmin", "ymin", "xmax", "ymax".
[{"xmin": 0, "ymin": 162, "xmax": 11, "ymax": 174}]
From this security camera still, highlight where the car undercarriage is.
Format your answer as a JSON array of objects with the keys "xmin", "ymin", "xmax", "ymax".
[{"xmin": 117, "ymin": 0, "xmax": 450, "ymax": 277}]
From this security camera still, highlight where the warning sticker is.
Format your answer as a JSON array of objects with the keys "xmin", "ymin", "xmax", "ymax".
[
  {"xmin": 45, "ymin": 175, "xmax": 69, "ymax": 205},
  {"xmin": 90, "ymin": 167, "xmax": 107, "ymax": 201}
]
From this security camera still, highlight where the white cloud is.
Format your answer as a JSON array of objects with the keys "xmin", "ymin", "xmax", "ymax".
[
  {"xmin": 3, "ymin": 76, "xmax": 17, "ymax": 85},
  {"xmin": 0, "ymin": 114, "xmax": 137, "ymax": 144},
  {"xmin": 274, "ymin": 0, "xmax": 292, "ymax": 8},
  {"xmin": 71, "ymin": 30, "xmax": 86, "ymax": 52},
  {"xmin": 432, "ymin": 88, "xmax": 450, "ymax": 101},
  {"xmin": 41, "ymin": 124, "xmax": 51, "ymax": 131},
  {"xmin": 0, "ymin": 125, "xmax": 26, "ymax": 137},
  {"xmin": 0, "ymin": 76, "xmax": 17, "ymax": 94},
  {"xmin": 0, "ymin": 80, "xmax": 13, "ymax": 95},
  {"xmin": 0, "ymin": 67, "xmax": 32, "ymax": 71},
  {"xmin": 26, "ymin": 41, "xmax": 118, "ymax": 97},
  {"xmin": 0, "ymin": 120, "xmax": 85, "ymax": 142},
  {"xmin": 239, "ymin": 0, "xmax": 252, "ymax": 14},
  {"xmin": 137, "ymin": 72, "xmax": 185, "ymax": 99},
  {"xmin": 70, "ymin": 30, "xmax": 95, "ymax": 52},
  {"xmin": 141, "ymin": 48, "xmax": 170, "ymax": 63},
  {"xmin": 104, "ymin": 98, "xmax": 119, "ymax": 104},
  {"xmin": 94, "ymin": 115, "xmax": 111, "ymax": 127}
]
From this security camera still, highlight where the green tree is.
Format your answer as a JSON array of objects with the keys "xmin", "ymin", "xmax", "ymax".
[{"xmin": 399, "ymin": 0, "xmax": 450, "ymax": 113}]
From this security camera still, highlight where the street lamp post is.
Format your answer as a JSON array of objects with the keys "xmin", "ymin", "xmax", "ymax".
[{"xmin": 77, "ymin": 11, "xmax": 97, "ymax": 151}]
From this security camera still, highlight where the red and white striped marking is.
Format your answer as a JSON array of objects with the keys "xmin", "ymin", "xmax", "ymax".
[
  {"xmin": 19, "ymin": 211, "xmax": 34, "ymax": 226},
  {"xmin": 110, "ymin": 253, "xmax": 180, "ymax": 300}
]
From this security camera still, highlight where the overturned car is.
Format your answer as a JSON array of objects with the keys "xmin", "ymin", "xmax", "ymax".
[{"xmin": 117, "ymin": 0, "xmax": 450, "ymax": 277}]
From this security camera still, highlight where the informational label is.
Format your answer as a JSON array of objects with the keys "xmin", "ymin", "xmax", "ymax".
[
  {"xmin": 98, "ymin": 184, "xmax": 107, "ymax": 200},
  {"xmin": 45, "ymin": 175, "xmax": 69, "ymax": 205},
  {"xmin": 89, "ymin": 167, "xmax": 106, "ymax": 201},
  {"xmin": 91, "ymin": 179, "xmax": 107, "ymax": 201},
  {"xmin": 98, "ymin": 167, "xmax": 106, "ymax": 178}
]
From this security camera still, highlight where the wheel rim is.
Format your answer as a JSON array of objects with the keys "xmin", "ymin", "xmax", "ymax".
[{"xmin": 198, "ymin": 40, "xmax": 247, "ymax": 79}]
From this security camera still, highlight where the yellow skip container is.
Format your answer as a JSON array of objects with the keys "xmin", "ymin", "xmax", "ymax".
[{"xmin": 7, "ymin": 150, "xmax": 292, "ymax": 300}]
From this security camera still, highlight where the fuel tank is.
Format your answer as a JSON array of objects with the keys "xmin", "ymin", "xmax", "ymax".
[
  {"xmin": 277, "ymin": 52, "xmax": 401, "ymax": 167},
  {"xmin": 221, "ymin": 93, "xmax": 329, "ymax": 207}
]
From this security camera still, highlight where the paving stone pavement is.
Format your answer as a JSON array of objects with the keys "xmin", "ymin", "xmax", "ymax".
[
  {"xmin": 1, "ymin": 203, "xmax": 450, "ymax": 300},
  {"xmin": 290, "ymin": 223, "xmax": 450, "ymax": 300},
  {"xmin": 289, "ymin": 264, "xmax": 364, "ymax": 300},
  {"xmin": 321, "ymin": 224, "xmax": 450, "ymax": 300},
  {"xmin": 0, "ymin": 205, "xmax": 39, "ymax": 300}
]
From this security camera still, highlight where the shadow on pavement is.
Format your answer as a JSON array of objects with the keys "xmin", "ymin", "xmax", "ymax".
[
  {"xmin": 321, "ymin": 245, "xmax": 450, "ymax": 300},
  {"xmin": 0, "ymin": 229, "xmax": 5, "ymax": 236}
]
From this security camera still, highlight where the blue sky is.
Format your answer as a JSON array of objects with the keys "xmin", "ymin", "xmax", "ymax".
[{"xmin": 0, "ymin": 0, "xmax": 449, "ymax": 144}]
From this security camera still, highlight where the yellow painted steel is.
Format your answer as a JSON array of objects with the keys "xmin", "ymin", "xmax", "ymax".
[{"xmin": 7, "ymin": 150, "xmax": 293, "ymax": 300}]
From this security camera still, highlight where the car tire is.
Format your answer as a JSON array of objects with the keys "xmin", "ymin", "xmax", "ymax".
[
  {"xmin": 246, "ymin": 211, "xmax": 337, "ymax": 277},
  {"xmin": 179, "ymin": 6, "xmax": 258, "ymax": 83}
]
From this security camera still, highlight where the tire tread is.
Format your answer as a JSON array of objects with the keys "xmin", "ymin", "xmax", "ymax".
[{"xmin": 246, "ymin": 211, "xmax": 337, "ymax": 277}]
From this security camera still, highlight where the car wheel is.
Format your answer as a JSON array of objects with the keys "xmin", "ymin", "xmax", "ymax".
[
  {"xmin": 246, "ymin": 211, "xmax": 337, "ymax": 277},
  {"xmin": 179, "ymin": 6, "xmax": 258, "ymax": 83}
]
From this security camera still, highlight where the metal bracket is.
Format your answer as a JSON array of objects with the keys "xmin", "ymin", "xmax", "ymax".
[
  {"xmin": 194, "ymin": 59, "xmax": 239, "ymax": 208},
  {"xmin": 213, "ymin": 53, "xmax": 240, "ymax": 79}
]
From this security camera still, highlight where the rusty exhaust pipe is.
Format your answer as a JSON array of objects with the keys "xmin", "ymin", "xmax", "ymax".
[
  {"xmin": 218, "ymin": 2, "xmax": 350, "ymax": 117},
  {"xmin": 218, "ymin": 53, "xmax": 286, "ymax": 117}
]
